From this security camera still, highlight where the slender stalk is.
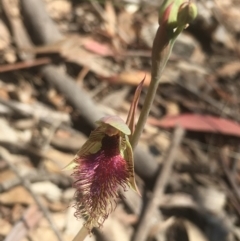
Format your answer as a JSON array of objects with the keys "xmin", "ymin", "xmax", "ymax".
[
  {"xmin": 130, "ymin": 69, "xmax": 162, "ymax": 150},
  {"xmin": 130, "ymin": 2, "xmax": 185, "ymax": 149},
  {"xmin": 73, "ymin": 225, "xmax": 89, "ymax": 241},
  {"xmin": 131, "ymin": 30, "xmax": 175, "ymax": 150}
]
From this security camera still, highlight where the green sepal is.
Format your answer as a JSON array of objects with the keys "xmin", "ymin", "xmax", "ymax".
[
  {"xmin": 177, "ymin": 2, "xmax": 198, "ymax": 27},
  {"xmin": 121, "ymin": 135, "xmax": 141, "ymax": 196},
  {"xmin": 159, "ymin": 0, "xmax": 185, "ymax": 28},
  {"xmin": 62, "ymin": 126, "xmax": 104, "ymax": 171},
  {"xmin": 159, "ymin": 0, "xmax": 197, "ymax": 40},
  {"xmin": 96, "ymin": 116, "xmax": 131, "ymax": 136}
]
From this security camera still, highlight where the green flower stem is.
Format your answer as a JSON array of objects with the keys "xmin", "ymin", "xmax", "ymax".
[{"xmin": 131, "ymin": 25, "xmax": 181, "ymax": 150}]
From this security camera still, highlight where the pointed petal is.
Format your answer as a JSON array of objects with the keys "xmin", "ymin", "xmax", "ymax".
[
  {"xmin": 126, "ymin": 77, "xmax": 145, "ymax": 138},
  {"xmin": 62, "ymin": 159, "xmax": 78, "ymax": 171},
  {"xmin": 77, "ymin": 127, "xmax": 105, "ymax": 157}
]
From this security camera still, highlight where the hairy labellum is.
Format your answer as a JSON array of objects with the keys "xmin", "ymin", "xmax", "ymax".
[
  {"xmin": 72, "ymin": 133, "xmax": 131, "ymax": 229},
  {"xmin": 65, "ymin": 116, "xmax": 140, "ymax": 231}
]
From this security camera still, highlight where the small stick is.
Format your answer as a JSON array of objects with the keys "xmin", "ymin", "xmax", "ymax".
[
  {"xmin": 0, "ymin": 57, "xmax": 51, "ymax": 73},
  {"xmin": 73, "ymin": 226, "xmax": 89, "ymax": 241},
  {"xmin": 132, "ymin": 126, "xmax": 185, "ymax": 241},
  {"xmin": 0, "ymin": 147, "xmax": 64, "ymax": 241},
  {"xmin": 219, "ymin": 149, "xmax": 240, "ymax": 205}
]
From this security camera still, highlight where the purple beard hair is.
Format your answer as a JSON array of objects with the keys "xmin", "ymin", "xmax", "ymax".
[{"xmin": 72, "ymin": 134, "xmax": 130, "ymax": 229}]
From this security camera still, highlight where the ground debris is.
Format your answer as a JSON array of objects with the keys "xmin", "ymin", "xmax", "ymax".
[{"xmin": 0, "ymin": 1, "xmax": 240, "ymax": 241}]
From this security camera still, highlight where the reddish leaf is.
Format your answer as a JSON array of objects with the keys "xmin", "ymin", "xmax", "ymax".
[
  {"xmin": 83, "ymin": 39, "xmax": 114, "ymax": 56},
  {"xmin": 149, "ymin": 114, "xmax": 240, "ymax": 137}
]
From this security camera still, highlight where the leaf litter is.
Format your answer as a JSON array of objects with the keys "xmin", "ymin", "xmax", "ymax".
[{"xmin": 0, "ymin": 0, "xmax": 240, "ymax": 241}]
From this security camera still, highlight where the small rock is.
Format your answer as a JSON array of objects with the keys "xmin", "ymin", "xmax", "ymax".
[
  {"xmin": 45, "ymin": 0, "xmax": 72, "ymax": 20},
  {"xmin": 0, "ymin": 186, "xmax": 34, "ymax": 205},
  {"xmin": 62, "ymin": 188, "xmax": 75, "ymax": 202},
  {"xmin": 213, "ymin": 25, "xmax": 234, "ymax": 50},
  {"xmin": 31, "ymin": 181, "xmax": 62, "ymax": 202},
  {"xmin": 197, "ymin": 186, "xmax": 226, "ymax": 214}
]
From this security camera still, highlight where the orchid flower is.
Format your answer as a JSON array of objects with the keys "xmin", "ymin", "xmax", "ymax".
[{"xmin": 65, "ymin": 116, "xmax": 140, "ymax": 231}]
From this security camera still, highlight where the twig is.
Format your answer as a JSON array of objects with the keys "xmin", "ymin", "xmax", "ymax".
[
  {"xmin": 0, "ymin": 171, "xmax": 71, "ymax": 193},
  {"xmin": 132, "ymin": 126, "xmax": 185, "ymax": 241},
  {"xmin": 89, "ymin": 0, "xmax": 106, "ymax": 21},
  {"xmin": 219, "ymin": 149, "xmax": 240, "ymax": 206},
  {"xmin": 72, "ymin": 226, "xmax": 89, "ymax": 241},
  {"xmin": 0, "ymin": 147, "xmax": 64, "ymax": 241},
  {"xmin": 21, "ymin": 0, "xmax": 62, "ymax": 44},
  {"xmin": 0, "ymin": 98, "xmax": 70, "ymax": 123},
  {"xmin": 0, "ymin": 58, "xmax": 51, "ymax": 73}
]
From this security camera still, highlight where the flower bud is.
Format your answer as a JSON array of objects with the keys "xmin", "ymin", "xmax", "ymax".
[
  {"xmin": 177, "ymin": 1, "xmax": 198, "ymax": 28},
  {"xmin": 159, "ymin": 0, "xmax": 185, "ymax": 27}
]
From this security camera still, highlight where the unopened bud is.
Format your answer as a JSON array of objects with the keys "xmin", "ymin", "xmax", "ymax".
[
  {"xmin": 159, "ymin": 0, "xmax": 184, "ymax": 27},
  {"xmin": 177, "ymin": 2, "xmax": 198, "ymax": 28}
]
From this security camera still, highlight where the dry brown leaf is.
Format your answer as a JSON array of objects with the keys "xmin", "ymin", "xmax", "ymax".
[
  {"xmin": 165, "ymin": 101, "xmax": 180, "ymax": 116},
  {"xmin": 2, "ymin": 0, "xmax": 34, "ymax": 61},
  {"xmin": 0, "ymin": 169, "xmax": 15, "ymax": 183},
  {"xmin": 104, "ymin": 0, "xmax": 117, "ymax": 37},
  {"xmin": 0, "ymin": 20, "xmax": 11, "ymax": 50},
  {"xmin": 104, "ymin": 70, "xmax": 151, "ymax": 86},
  {"xmin": 22, "ymin": 35, "xmax": 117, "ymax": 77},
  {"xmin": 118, "ymin": 10, "xmax": 136, "ymax": 44},
  {"xmin": 12, "ymin": 204, "xmax": 25, "ymax": 222},
  {"xmin": 216, "ymin": 1, "xmax": 240, "ymax": 32},
  {"xmin": 212, "ymin": 25, "xmax": 235, "ymax": 50},
  {"xmin": 47, "ymin": 89, "xmax": 65, "ymax": 109},
  {"xmin": 3, "ymin": 49, "xmax": 17, "ymax": 63},
  {"xmin": 47, "ymin": 201, "xmax": 67, "ymax": 212},
  {"xmin": 45, "ymin": 0, "xmax": 72, "ymax": 20},
  {"xmin": 44, "ymin": 147, "xmax": 74, "ymax": 169},
  {"xmin": 0, "ymin": 219, "xmax": 11, "ymax": 236},
  {"xmin": 0, "ymin": 186, "xmax": 34, "ymax": 205},
  {"xmin": 63, "ymin": 45, "xmax": 116, "ymax": 77},
  {"xmin": 217, "ymin": 61, "xmax": 240, "ymax": 78},
  {"xmin": 29, "ymin": 225, "xmax": 58, "ymax": 241}
]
